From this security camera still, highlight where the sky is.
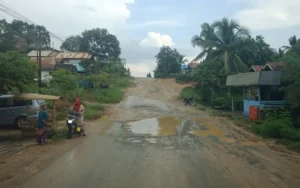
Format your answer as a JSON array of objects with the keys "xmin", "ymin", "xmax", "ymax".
[{"xmin": 2, "ymin": 0, "xmax": 300, "ymax": 77}]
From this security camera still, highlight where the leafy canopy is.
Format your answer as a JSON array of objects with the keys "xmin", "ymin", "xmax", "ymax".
[
  {"xmin": 61, "ymin": 28, "xmax": 121, "ymax": 60},
  {"xmin": 0, "ymin": 51, "xmax": 37, "ymax": 92},
  {"xmin": 154, "ymin": 46, "xmax": 185, "ymax": 78}
]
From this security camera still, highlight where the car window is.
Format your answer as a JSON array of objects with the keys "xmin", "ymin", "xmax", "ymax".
[
  {"xmin": 0, "ymin": 98, "xmax": 5, "ymax": 108},
  {"xmin": 13, "ymin": 99, "xmax": 33, "ymax": 106},
  {"xmin": 0, "ymin": 97, "xmax": 14, "ymax": 108}
]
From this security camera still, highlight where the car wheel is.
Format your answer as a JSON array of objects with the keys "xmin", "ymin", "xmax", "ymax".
[{"xmin": 16, "ymin": 117, "xmax": 26, "ymax": 128}]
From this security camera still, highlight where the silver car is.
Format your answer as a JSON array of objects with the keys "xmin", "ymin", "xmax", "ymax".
[{"xmin": 0, "ymin": 94, "xmax": 45, "ymax": 128}]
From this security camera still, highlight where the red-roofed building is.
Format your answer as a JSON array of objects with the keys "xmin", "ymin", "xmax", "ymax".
[
  {"xmin": 249, "ymin": 65, "xmax": 264, "ymax": 72},
  {"xmin": 263, "ymin": 62, "xmax": 285, "ymax": 71},
  {"xmin": 188, "ymin": 62, "xmax": 199, "ymax": 69}
]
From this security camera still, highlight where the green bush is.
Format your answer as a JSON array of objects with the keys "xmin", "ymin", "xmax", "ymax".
[
  {"xmin": 176, "ymin": 75, "xmax": 195, "ymax": 83},
  {"xmin": 111, "ymin": 76, "xmax": 132, "ymax": 88},
  {"xmin": 89, "ymin": 88, "xmax": 124, "ymax": 103},
  {"xmin": 252, "ymin": 109, "xmax": 300, "ymax": 142},
  {"xmin": 180, "ymin": 86, "xmax": 195, "ymax": 99},
  {"xmin": 85, "ymin": 104, "xmax": 104, "ymax": 120}
]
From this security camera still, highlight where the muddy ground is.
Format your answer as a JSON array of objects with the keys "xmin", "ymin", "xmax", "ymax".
[{"xmin": 1, "ymin": 78, "xmax": 300, "ymax": 188}]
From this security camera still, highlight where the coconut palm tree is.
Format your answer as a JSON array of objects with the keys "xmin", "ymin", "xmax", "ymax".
[
  {"xmin": 283, "ymin": 35, "xmax": 298, "ymax": 51},
  {"xmin": 191, "ymin": 23, "xmax": 216, "ymax": 61},
  {"xmin": 192, "ymin": 18, "xmax": 250, "ymax": 73},
  {"xmin": 212, "ymin": 18, "xmax": 250, "ymax": 73}
]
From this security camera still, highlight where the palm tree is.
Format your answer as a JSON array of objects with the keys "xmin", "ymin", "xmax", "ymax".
[
  {"xmin": 283, "ymin": 35, "xmax": 298, "ymax": 51},
  {"xmin": 191, "ymin": 23, "xmax": 216, "ymax": 61},
  {"xmin": 212, "ymin": 18, "xmax": 250, "ymax": 73},
  {"xmin": 278, "ymin": 48, "xmax": 285, "ymax": 58},
  {"xmin": 192, "ymin": 18, "xmax": 250, "ymax": 73}
]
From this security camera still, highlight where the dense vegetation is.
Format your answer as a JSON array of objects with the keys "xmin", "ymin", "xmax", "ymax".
[
  {"xmin": 0, "ymin": 19, "xmax": 132, "ymax": 122},
  {"xmin": 152, "ymin": 17, "xmax": 300, "ymax": 151}
]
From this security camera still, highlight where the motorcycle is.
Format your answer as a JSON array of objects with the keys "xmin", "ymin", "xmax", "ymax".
[
  {"xmin": 66, "ymin": 111, "xmax": 83, "ymax": 139},
  {"xmin": 184, "ymin": 96, "xmax": 196, "ymax": 106}
]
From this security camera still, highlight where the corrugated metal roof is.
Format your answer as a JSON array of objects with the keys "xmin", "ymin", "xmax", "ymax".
[
  {"xmin": 226, "ymin": 71, "xmax": 282, "ymax": 87},
  {"xmin": 264, "ymin": 62, "xmax": 285, "ymax": 71},
  {"xmin": 188, "ymin": 62, "xmax": 199, "ymax": 69},
  {"xmin": 249, "ymin": 65, "xmax": 264, "ymax": 72},
  {"xmin": 54, "ymin": 52, "xmax": 91, "ymax": 59},
  {"xmin": 31, "ymin": 57, "xmax": 57, "ymax": 70},
  {"xmin": 27, "ymin": 50, "xmax": 54, "ymax": 57}
]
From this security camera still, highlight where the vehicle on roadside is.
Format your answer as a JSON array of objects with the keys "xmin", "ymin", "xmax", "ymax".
[
  {"xmin": 0, "ymin": 94, "xmax": 45, "ymax": 128},
  {"xmin": 66, "ymin": 111, "xmax": 83, "ymax": 139},
  {"xmin": 184, "ymin": 96, "xmax": 196, "ymax": 106}
]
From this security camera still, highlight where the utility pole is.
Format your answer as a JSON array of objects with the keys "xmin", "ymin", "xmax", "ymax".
[{"xmin": 37, "ymin": 27, "xmax": 42, "ymax": 87}]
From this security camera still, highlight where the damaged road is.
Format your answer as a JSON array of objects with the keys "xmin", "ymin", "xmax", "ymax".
[{"xmin": 15, "ymin": 78, "xmax": 300, "ymax": 187}]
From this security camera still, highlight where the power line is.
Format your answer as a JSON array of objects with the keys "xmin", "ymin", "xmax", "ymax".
[{"xmin": 0, "ymin": 1, "xmax": 64, "ymax": 42}]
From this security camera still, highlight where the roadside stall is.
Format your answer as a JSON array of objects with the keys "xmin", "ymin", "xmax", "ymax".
[
  {"xmin": 14, "ymin": 93, "xmax": 62, "ymax": 137},
  {"xmin": 226, "ymin": 71, "xmax": 285, "ymax": 120}
]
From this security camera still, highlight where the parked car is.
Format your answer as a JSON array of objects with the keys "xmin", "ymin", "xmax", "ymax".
[{"xmin": 0, "ymin": 94, "xmax": 45, "ymax": 128}]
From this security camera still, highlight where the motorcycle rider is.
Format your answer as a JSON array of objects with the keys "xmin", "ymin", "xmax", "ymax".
[{"xmin": 72, "ymin": 98, "xmax": 86, "ymax": 136}]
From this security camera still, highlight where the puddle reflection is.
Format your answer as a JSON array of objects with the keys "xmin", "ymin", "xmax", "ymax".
[
  {"xmin": 191, "ymin": 123, "xmax": 235, "ymax": 144},
  {"xmin": 128, "ymin": 117, "xmax": 182, "ymax": 136}
]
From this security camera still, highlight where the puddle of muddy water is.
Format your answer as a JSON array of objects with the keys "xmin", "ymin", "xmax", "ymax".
[
  {"xmin": 128, "ymin": 117, "xmax": 182, "ymax": 136},
  {"xmin": 191, "ymin": 123, "xmax": 235, "ymax": 144}
]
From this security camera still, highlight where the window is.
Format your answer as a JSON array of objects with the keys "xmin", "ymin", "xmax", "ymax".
[
  {"xmin": 13, "ymin": 99, "xmax": 32, "ymax": 106},
  {"xmin": 0, "ymin": 97, "xmax": 14, "ymax": 108}
]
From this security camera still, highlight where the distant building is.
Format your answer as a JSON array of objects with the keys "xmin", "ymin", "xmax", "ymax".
[{"xmin": 249, "ymin": 65, "xmax": 264, "ymax": 72}]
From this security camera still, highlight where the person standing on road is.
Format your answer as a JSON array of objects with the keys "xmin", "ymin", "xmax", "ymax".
[
  {"xmin": 37, "ymin": 103, "xmax": 50, "ymax": 145},
  {"xmin": 72, "ymin": 98, "xmax": 86, "ymax": 136}
]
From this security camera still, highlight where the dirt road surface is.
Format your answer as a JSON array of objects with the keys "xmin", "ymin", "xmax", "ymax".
[{"xmin": 7, "ymin": 78, "xmax": 300, "ymax": 187}]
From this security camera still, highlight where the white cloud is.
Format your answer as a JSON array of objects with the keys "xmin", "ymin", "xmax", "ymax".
[
  {"xmin": 235, "ymin": 0, "xmax": 300, "ymax": 30},
  {"xmin": 130, "ymin": 20, "xmax": 183, "ymax": 29},
  {"xmin": 4, "ymin": 0, "xmax": 134, "ymax": 40},
  {"xmin": 126, "ymin": 60, "xmax": 156, "ymax": 77},
  {"xmin": 139, "ymin": 32, "xmax": 175, "ymax": 47}
]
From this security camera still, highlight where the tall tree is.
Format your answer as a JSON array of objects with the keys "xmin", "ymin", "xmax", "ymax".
[
  {"xmin": 0, "ymin": 51, "xmax": 37, "ymax": 92},
  {"xmin": 283, "ymin": 35, "xmax": 298, "ymax": 51},
  {"xmin": 11, "ymin": 20, "xmax": 51, "ymax": 49},
  {"xmin": 191, "ymin": 23, "xmax": 216, "ymax": 61},
  {"xmin": 192, "ymin": 18, "xmax": 250, "ymax": 73},
  {"xmin": 60, "ymin": 35, "xmax": 82, "ymax": 52},
  {"xmin": 237, "ymin": 35, "xmax": 277, "ymax": 66},
  {"xmin": 0, "ymin": 19, "xmax": 51, "ymax": 52},
  {"xmin": 61, "ymin": 28, "xmax": 121, "ymax": 59},
  {"xmin": 154, "ymin": 46, "xmax": 184, "ymax": 78}
]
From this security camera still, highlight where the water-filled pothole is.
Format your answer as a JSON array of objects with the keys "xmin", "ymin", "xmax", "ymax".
[{"xmin": 127, "ymin": 117, "xmax": 182, "ymax": 136}]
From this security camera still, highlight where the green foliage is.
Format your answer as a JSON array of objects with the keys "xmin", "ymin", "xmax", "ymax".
[
  {"xmin": 236, "ymin": 35, "xmax": 277, "ymax": 67},
  {"xmin": 251, "ymin": 109, "xmax": 300, "ymax": 141},
  {"xmin": 146, "ymin": 73, "xmax": 152, "ymax": 78},
  {"xmin": 0, "ymin": 51, "xmax": 37, "ymax": 93},
  {"xmin": 85, "ymin": 104, "xmax": 105, "ymax": 120},
  {"xmin": 192, "ymin": 18, "xmax": 249, "ymax": 74},
  {"xmin": 89, "ymin": 88, "xmax": 123, "ymax": 103},
  {"xmin": 154, "ymin": 46, "xmax": 184, "ymax": 78},
  {"xmin": 51, "ymin": 128, "xmax": 68, "ymax": 141},
  {"xmin": 176, "ymin": 74, "xmax": 195, "ymax": 83},
  {"xmin": 61, "ymin": 28, "xmax": 121, "ymax": 60},
  {"xmin": 0, "ymin": 19, "xmax": 51, "ymax": 53},
  {"xmin": 39, "ymin": 69, "xmax": 83, "ymax": 101},
  {"xmin": 180, "ymin": 86, "xmax": 195, "ymax": 99}
]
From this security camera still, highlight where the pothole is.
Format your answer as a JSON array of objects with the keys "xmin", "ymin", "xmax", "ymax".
[
  {"xmin": 123, "ymin": 96, "xmax": 170, "ymax": 112},
  {"xmin": 126, "ymin": 117, "xmax": 182, "ymax": 136}
]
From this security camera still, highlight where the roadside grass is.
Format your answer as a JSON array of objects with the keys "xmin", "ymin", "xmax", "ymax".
[
  {"xmin": 51, "ymin": 128, "xmax": 68, "ymax": 141},
  {"xmin": 84, "ymin": 104, "xmax": 105, "ymax": 120},
  {"xmin": 87, "ymin": 88, "xmax": 124, "ymax": 104},
  {"xmin": 180, "ymin": 86, "xmax": 198, "ymax": 99}
]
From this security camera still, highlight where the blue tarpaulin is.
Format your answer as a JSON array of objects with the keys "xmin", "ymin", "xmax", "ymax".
[
  {"xmin": 181, "ymin": 64, "xmax": 188, "ymax": 70},
  {"xmin": 68, "ymin": 60, "xmax": 85, "ymax": 72}
]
